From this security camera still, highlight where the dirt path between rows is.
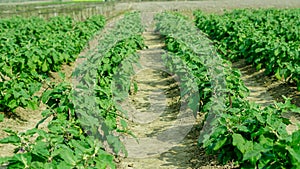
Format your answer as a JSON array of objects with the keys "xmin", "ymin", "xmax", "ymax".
[
  {"xmin": 118, "ymin": 12, "xmax": 197, "ymax": 169},
  {"xmin": 117, "ymin": 12, "xmax": 224, "ymax": 169},
  {"xmin": 232, "ymin": 60, "xmax": 275, "ymax": 107},
  {"xmin": 117, "ymin": 29, "xmax": 197, "ymax": 168},
  {"xmin": 233, "ymin": 60, "xmax": 300, "ymax": 108}
]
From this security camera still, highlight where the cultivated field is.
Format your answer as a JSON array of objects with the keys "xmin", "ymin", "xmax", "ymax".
[{"xmin": 0, "ymin": 0, "xmax": 299, "ymax": 168}]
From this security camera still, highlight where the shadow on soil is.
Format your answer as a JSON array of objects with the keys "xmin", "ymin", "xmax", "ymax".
[{"xmin": 233, "ymin": 59, "xmax": 300, "ymax": 107}]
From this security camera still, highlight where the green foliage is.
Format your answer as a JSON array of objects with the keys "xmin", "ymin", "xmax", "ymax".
[
  {"xmin": 155, "ymin": 12, "xmax": 228, "ymax": 121},
  {"xmin": 156, "ymin": 12, "xmax": 300, "ymax": 168},
  {"xmin": 0, "ymin": 12, "xmax": 145, "ymax": 168},
  {"xmin": 193, "ymin": 8, "xmax": 300, "ymax": 167},
  {"xmin": 72, "ymin": 12, "xmax": 145, "ymax": 149},
  {"xmin": 0, "ymin": 15, "xmax": 105, "ymax": 114},
  {"xmin": 0, "ymin": 82, "xmax": 115, "ymax": 169},
  {"xmin": 194, "ymin": 9, "xmax": 300, "ymax": 90},
  {"xmin": 206, "ymin": 99, "xmax": 300, "ymax": 168}
]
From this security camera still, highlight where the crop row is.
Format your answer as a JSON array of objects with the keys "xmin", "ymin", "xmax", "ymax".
[
  {"xmin": 155, "ymin": 12, "xmax": 300, "ymax": 168},
  {"xmin": 0, "ymin": 15, "xmax": 105, "ymax": 114},
  {"xmin": 194, "ymin": 9, "xmax": 300, "ymax": 90},
  {"xmin": 0, "ymin": 12, "xmax": 145, "ymax": 168}
]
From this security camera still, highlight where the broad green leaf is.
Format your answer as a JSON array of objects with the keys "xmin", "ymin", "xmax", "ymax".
[
  {"xmin": 14, "ymin": 153, "xmax": 32, "ymax": 167},
  {"xmin": 258, "ymin": 135, "xmax": 273, "ymax": 150},
  {"xmin": 8, "ymin": 99, "xmax": 17, "ymax": 109},
  {"xmin": 25, "ymin": 128, "xmax": 38, "ymax": 136},
  {"xmin": 27, "ymin": 100, "xmax": 38, "ymax": 110},
  {"xmin": 232, "ymin": 133, "xmax": 253, "ymax": 154},
  {"xmin": 42, "ymin": 61, "xmax": 48, "ymax": 72},
  {"xmin": 232, "ymin": 133, "xmax": 246, "ymax": 146},
  {"xmin": 69, "ymin": 139, "xmax": 90, "ymax": 154},
  {"xmin": 243, "ymin": 149, "xmax": 261, "ymax": 163},
  {"xmin": 41, "ymin": 109, "xmax": 52, "ymax": 117},
  {"xmin": 0, "ymin": 135, "xmax": 21, "ymax": 144},
  {"xmin": 31, "ymin": 161, "xmax": 46, "ymax": 169},
  {"xmin": 41, "ymin": 90, "xmax": 52, "ymax": 104},
  {"xmin": 96, "ymin": 152, "xmax": 115, "ymax": 169},
  {"xmin": 287, "ymin": 146, "xmax": 300, "ymax": 165},
  {"xmin": 107, "ymin": 135, "xmax": 124, "ymax": 155},
  {"xmin": 291, "ymin": 130, "xmax": 300, "ymax": 145},
  {"xmin": 32, "ymin": 141, "xmax": 50, "ymax": 158},
  {"xmin": 213, "ymin": 137, "xmax": 227, "ymax": 151},
  {"xmin": 60, "ymin": 146, "xmax": 77, "ymax": 166},
  {"xmin": 56, "ymin": 161, "xmax": 73, "ymax": 169},
  {"xmin": 236, "ymin": 125, "xmax": 250, "ymax": 132}
]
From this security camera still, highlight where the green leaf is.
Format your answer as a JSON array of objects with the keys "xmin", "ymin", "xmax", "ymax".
[
  {"xmin": 31, "ymin": 161, "xmax": 46, "ymax": 169},
  {"xmin": 236, "ymin": 125, "xmax": 250, "ymax": 132},
  {"xmin": 41, "ymin": 109, "xmax": 52, "ymax": 117},
  {"xmin": 232, "ymin": 133, "xmax": 245, "ymax": 146},
  {"xmin": 96, "ymin": 152, "xmax": 116, "ymax": 169},
  {"xmin": 232, "ymin": 133, "xmax": 254, "ymax": 154},
  {"xmin": 57, "ymin": 161, "xmax": 73, "ymax": 169},
  {"xmin": 60, "ymin": 146, "xmax": 77, "ymax": 166},
  {"xmin": 0, "ymin": 114, "xmax": 4, "ymax": 122},
  {"xmin": 275, "ymin": 69, "xmax": 282, "ymax": 80},
  {"xmin": 27, "ymin": 100, "xmax": 38, "ymax": 110},
  {"xmin": 291, "ymin": 129, "xmax": 300, "ymax": 145},
  {"xmin": 8, "ymin": 99, "xmax": 17, "ymax": 110},
  {"xmin": 42, "ymin": 61, "xmax": 48, "ymax": 72},
  {"xmin": 213, "ymin": 137, "xmax": 227, "ymax": 151},
  {"xmin": 69, "ymin": 139, "xmax": 90, "ymax": 154},
  {"xmin": 32, "ymin": 141, "xmax": 50, "ymax": 158},
  {"xmin": 25, "ymin": 128, "xmax": 38, "ymax": 136},
  {"xmin": 120, "ymin": 119, "xmax": 128, "ymax": 130},
  {"xmin": 29, "ymin": 82, "xmax": 41, "ymax": 96},
  {"xmin": 41, "ymin": 90, "xmax": 52, "ymax": 104},
  {"xmin": 243, "ymin": 149, "xmax": 261, "ymax": 164},
  {"xmin": 254, "ymin": 112, "xmax": 265, "ymax": 123},
  {"xmin": 287, "ymin": 146, "xmax": 300, "ymax": 165},
  {"xmin": 256, "ymin": 63, "xmax": 262, "ymax": 70},
  {"xmin": 107, "ymin": 135, "xmax": 125, "ymax": 155},
  {"xmin": 58, "ymin": 72, "xmax": 66, "ymax": 79},
  {"xmin": 3, "ymin": 128, "xmax": 17, "ymax": 134},
  {"xmin": 0, "ymin": 135, "xmax": 21, "ymax": 144},
  {"xmin": 14, "ymin": 153, "xmax": 32, "ymax": 167},
  {"xmin": 258, "ymin": 135, "xmax": 273, "ymax": 151}
]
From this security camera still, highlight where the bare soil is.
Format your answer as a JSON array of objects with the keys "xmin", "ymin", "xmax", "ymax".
[
  {"xmin": 233, "ymin": 60, "xmax": 300, "ymax": 108},
  {"xmin": 117, "ymin": 19, "xmax": 237, "ymax": 169}
]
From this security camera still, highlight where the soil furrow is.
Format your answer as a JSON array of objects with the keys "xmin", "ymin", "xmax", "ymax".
[
  {"xmin": 117, "ymin": 12, "xmax": 203, "ymax": 168},
  {"xmin": 232, "ymin": 60, "xmax": 275, "ymax": 107}
]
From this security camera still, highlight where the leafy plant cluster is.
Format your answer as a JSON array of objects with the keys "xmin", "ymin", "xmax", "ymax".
[
  {"xmin": 0, "ymin": 15, "xmax": 105, "ymax": 113},
  {"xmin": 194, "ymin": 9, "xmax": 300, "ymax": 90},
  {"xmin": 155, "ymin": 12, "xmax": 300, "ymax": 168},
  {"xmin": 155, "ymin": 12, "xmax": 229, "ymax": 124},
  {"xmin": 0, "ymin": 12, "xmax": 145, "ymax": 168}
]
